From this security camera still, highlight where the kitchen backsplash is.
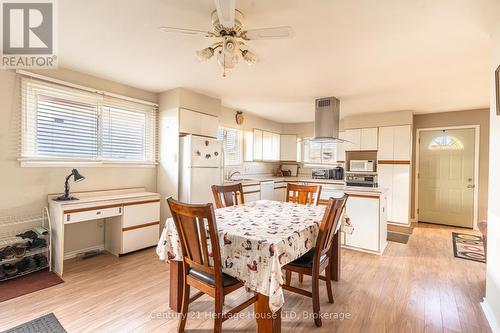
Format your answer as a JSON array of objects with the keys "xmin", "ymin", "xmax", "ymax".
[{"xmin": 223, "ymin": 162, "xmax": 280, "ymax": 179}]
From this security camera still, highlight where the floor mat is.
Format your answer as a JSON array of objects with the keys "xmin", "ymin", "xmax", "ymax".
[
  {"xmin": 387, "ymin": 231, "xmax": 410, "ymax": 244},
  {"xmin": 0, "ymin": 268, "xmax": 63, "ymax": 302},
  {"xmin": 0, "ymin": 313, "xmax": 66, "ymax": 333},
  {"xmin": 452, "ymin": 232, "xmax": 486, "ymax": 263}
]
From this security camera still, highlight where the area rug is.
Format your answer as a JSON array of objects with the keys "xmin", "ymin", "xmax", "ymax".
[
  {"xmin": 0, "ymin": 269, "xmax": 64, "ymax": 302},
  {"xmin": 0, "ymin": 313, "xmax": 66, "ymax": 333},
  {"xmin": 387, "ymin": 231, "xmax": 410, "ymax": 244},
  {"xmin": 452, "ymin": 232, "xmax": 486, "ymax": 263}
]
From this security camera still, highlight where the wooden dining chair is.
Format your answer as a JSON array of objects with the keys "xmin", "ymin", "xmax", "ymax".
[
  {"xmin": 282, "ymin": 194, "xmax": 348, "ymax": 327},
  {"xmin": 286, "ymin": 183, "xmax": 322, "ymax": 206},
  {"xmin": 211, "ymin": 183, "xmax": 245, "ymax": 209},
  {"xmin": 286, "ymin": 183, "xmax": 322, "ymax": 283},
  {"xmin": 167, "ymin": 197, "xmax": 257, "ymax": 333}
]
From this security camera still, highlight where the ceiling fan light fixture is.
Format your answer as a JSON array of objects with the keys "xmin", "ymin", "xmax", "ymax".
[
  {"xmin": 196, "ymin": 47, "xmax": 215, "ymax": 61},
  {"xmin": 241, "ymin": 49, "xmax": 258, "ymax": 65}
]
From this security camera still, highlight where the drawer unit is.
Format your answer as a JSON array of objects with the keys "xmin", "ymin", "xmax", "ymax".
[
  {"xmin": 64, "ymin": 205, "xmax": 122, "ymax": 224},
  {"xmin": 122, "ymin": 201, "xmax": 160, "ymax": 228},
  {"xmin": 122, "ymin": 224, "xmax": 159, "ymax": 253}
]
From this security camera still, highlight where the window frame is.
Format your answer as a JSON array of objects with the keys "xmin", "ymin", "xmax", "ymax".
[
  {"xmin": 20, "ymin": 78, "xmax": 158, "ymax": 168},
  {"xmin": 218, "ymin": 127, "xmax": 244, "ymax": 166},
  {"xmin": 300, "ymin": 139, "xmax": 338, "ymax": 165}
]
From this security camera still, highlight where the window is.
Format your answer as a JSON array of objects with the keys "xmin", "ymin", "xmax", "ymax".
[
  {"xmin": 300, "ymin": 140, "xmax": 337, "ymax": 165},
  {"xmin": 21, "ymin": 78, "xmax": 157, "ymax": 165},
  {"xmin": 217, "ymin": 127, "xmax": 243, "ymax": 166},
  {"xmin": 428, "ymin": 135, "xmax": 464, "ymax": 150}
]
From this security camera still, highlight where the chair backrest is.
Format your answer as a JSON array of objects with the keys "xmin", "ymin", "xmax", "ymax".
[
  {"xmin": 286, "ymin": 183, "xmax": 322, "ymax": 206},
  {"xmin": 315, "ymin": 195, "xmax": 348, "ymax": 261},
  {"xmin": 167, "ymin": 197, "xmax": 222, "ymax": 280},
  {"xmin": 211, "ymin": 183, "xmax": 245, "ymax": 209}
]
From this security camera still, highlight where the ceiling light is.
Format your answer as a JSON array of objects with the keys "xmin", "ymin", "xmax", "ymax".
[
  {"xmin": 217, "ymin": 49, "xmax": 238, "ymax": 77},
  {"xmin": 241, "ymin": 49, "xmax": 258, "ymax": 65},
  {"xmin": 196, "ymin": 47, "xmax": 215, "ymax": 61}
]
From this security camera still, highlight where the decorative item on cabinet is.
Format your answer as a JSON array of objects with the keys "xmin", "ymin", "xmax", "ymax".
[{"xmin": 235, "ymin": 111, "xmax": 245, "ymax": 125}]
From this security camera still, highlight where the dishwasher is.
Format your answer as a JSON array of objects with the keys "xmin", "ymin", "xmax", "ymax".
[{"xmin": 260, "ymin": 181, "xmax": 275, "ymax": 200}]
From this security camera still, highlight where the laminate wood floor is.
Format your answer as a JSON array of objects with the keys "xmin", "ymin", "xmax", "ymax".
[{"xmin": 0, "ymin": 223, "xmax": 490, "ymax": 333}]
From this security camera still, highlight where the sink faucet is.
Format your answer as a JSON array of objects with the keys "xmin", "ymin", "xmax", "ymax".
[{"xmin": 228, "ymin": 171, "xmax": 241, "ymax": 181}]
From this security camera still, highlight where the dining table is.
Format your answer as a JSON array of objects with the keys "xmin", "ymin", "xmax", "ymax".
[{"xmin": 157, "ymin": 200, "xmax": 342, "ymax": 333}]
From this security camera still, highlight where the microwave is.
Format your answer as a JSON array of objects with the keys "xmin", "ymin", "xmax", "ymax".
[{"xmin": 349, "ymin": 160, "xmax": 375, "ymax": 172}]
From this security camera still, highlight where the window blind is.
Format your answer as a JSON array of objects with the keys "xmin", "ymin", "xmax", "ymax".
[
  {"xmin": 21, "ymin": 77, "xmax": 158, "ymax": 164},
  {"xmin": 218, "ymin": 127, "xmax": 243, "ymax": 166}
]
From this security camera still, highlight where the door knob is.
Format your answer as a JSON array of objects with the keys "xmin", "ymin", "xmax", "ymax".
[{"xmin": 467, "ymin": 184, "xmax": 475, "ymax": 188}]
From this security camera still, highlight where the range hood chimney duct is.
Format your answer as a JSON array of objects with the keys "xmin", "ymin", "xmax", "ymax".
[{"xmin": 313, "ymin": 97, "xmax": 340, "ymax": 142}]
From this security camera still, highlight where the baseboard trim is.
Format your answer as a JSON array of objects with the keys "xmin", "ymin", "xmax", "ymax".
[
  {"xmin": 481, "ymin": 298, "xmax": 499, "ymax": 333},
  {"xmin": 64, "ymin": 245, "xmax": 105, "ymax": 260}
]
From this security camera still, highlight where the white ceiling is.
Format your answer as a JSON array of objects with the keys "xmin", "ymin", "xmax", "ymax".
[{"xmin": 59, "ymin": 0, "xmax": 500, "ymax": 123}]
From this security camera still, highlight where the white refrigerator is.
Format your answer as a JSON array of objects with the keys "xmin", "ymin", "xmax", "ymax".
[{"xmin": 179, "ymin": 135, "xmax": 223, "ymax": 204}]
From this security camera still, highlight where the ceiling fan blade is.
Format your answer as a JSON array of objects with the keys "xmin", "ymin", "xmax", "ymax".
[
  {"xmin": 159, "ymin": 26, "xmax": 213, "ymax": 37},
  {"xmin": 214, "ymin": 0, "xmax": 235, "ymax": 28},
  {"xmin": 242, "ymin": 26, "xmax": 294, "ymax": 40}
]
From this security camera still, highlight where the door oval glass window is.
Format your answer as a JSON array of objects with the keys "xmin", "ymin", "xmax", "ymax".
[{"xmin": 428, "ymin": 135, "xmax": 464, "ymax": 150}]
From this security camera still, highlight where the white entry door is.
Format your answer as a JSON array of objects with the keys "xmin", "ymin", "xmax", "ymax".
[{"xmin": 418, "ymin": 128, "xmax": 475, "ymax": 228}]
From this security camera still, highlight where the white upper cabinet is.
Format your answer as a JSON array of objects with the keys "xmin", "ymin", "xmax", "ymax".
[
  {"xmin": 341, "ymin": 128, "xmax": 378, "ymax": 151},
  {"xmin": 243, "ymin": 131, "xmax": 254, "ymax": 162},
  {"xmin": 337, "ymin": 131, "xmax": 347, "ymax": 162},
  {"xmin": 271, "ymin": 133, "xmax": 281, "ymax": 160},
  {"xmin": 280, "ymin": 134, "xmax": 297, "ymax": 161},
  {"xmin": 360, "ymin": 128, "xmax": 378, "ymax": 150},
  {"xmin": 253, "ymin": 129, "xmax": 281, "ymax": 161},
  {"xmin": 253, "ymin": 129, "xmax": 263, "ymax": 160},
  {"xmin": 378, "ymin": 125, "xmax": 412, "ymax": 161},
  {"xmin": 343, "ymin": 129, "xmax": 361, "ymax": 151},
  {"xmin": 179, "ymin": 108, "xmax": 219, "ymax": 138},
  {"xmin": 393, "ymin": 125, "xmax": 412, "ymax": 160},
  {"xmin": 262, "ymin": 131, "xmax": 274, "ymax": 160}
]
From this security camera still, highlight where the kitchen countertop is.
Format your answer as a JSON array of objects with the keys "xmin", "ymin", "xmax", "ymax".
[{"xmin": 224, "ymin": 176, "xmax": 387, "ymax": 195}]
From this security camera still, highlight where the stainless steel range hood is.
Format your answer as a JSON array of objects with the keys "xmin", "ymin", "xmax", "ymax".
[{"xmin": 312, "ymin": 97, "xmax": 342, "ymax": 142}]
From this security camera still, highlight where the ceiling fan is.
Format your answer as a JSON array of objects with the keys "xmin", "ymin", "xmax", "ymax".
[{"xmin": 160, "ymin": 0, "xmax": 293, "ymax": 77}]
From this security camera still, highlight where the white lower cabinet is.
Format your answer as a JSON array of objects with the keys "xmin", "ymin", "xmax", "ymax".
[
  {"xmin": 245, "ymin": 191, "xmax": 260, "ymax": 202},
  {"xmin": 344, "ymin": 196, "xmax": 381, "ymax": 253},
  {"xmin": 243, "ymin": 184, "xmax": 260, "ymax": 202},
  {"xmin": 122, "ymin": 225, "xmax": 159, "ymax": 253},
  {"xmin": 377, "ymin": 164, "xmax": 410, "ymax": 224},
  {"xmin": 274, "ymin": 186, "xmax": 287, "ymax": 201},
  {"xmin": 121, "ymin": 201, "xmax": 160, "ymax": 254}
]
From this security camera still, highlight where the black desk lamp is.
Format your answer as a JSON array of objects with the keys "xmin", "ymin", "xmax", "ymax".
[{"xmin": 54, "ymin": 169, "xmax": 86, "ymax": 201}]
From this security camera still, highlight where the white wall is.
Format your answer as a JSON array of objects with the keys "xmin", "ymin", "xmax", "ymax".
[
  {"xmin": 218, "ymin": 106, "xmax": 283, "ymax": 177},
  {"xmin": 0, "ymin": 69, "xmax": 158, "ymax": 254},
  {"xmin": 483, "ymin": 22, "xmax": 500, "ymax": 332},
  {"xmin": 219, "ymin": 106, "xmax": 282, "ymax": 133}
]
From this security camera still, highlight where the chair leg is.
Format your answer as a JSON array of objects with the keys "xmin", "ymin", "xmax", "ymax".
[
  {"xmin": 325, "ymin": 265, "xmax": 334, "ymax": 304},
  {"xmin": 311, "ymin": 272, "xmax": 322, "ymax": 327},
  {"xmin": 214, "ymin": 293, "xmax": 224, "ymax": 333},
  {"xmin": 299, "ymin": 273, "xmax": 304, "ymax": 283},
  {"xmin": 285, "ymin": 270, "xmax": 292, "ymax": 285},
  {"xmin": 178, "ymin": 281, "xmax": 190, "ymax": 333}
]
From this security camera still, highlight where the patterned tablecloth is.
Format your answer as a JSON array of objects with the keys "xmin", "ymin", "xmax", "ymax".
[{"xmin": 157, "ymin": 200, "xmax": 326, "ymax": 312}]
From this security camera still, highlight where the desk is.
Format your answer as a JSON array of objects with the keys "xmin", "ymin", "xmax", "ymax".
[{"xmin": 49, "ymin": 188, "xmax": 161, "ymax": 276}]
